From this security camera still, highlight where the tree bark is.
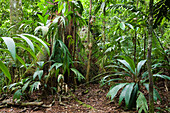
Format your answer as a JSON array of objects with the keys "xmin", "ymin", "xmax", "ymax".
[
  {"xmin": 86, "ymin": 0, "xmax": 92, "ymax": 83},
  {"xmin": 148, "ymin": 0, "xmax": 154, "ymax": 112},
  {"xmin": 10, "ymin": 0, "xmax": 22, "ymax": 34},
  {"xmin": 103, "ymin": 4, "xmax": 106, "ymax": 48}
]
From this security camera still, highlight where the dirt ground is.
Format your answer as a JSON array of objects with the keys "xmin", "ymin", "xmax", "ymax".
[{"xmin": 0, "ymin": 82, "xmax": 169, "ymax": 113}]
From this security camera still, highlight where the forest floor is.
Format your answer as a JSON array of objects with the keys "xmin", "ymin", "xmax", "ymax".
[{"xmin": 0, "ymin": 81, "xmax": 169, "ymax": 113}]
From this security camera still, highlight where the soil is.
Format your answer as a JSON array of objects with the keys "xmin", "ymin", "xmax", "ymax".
[{"xmin": 0, "ymin": 82, "xmax": 169, "ymax": 113}]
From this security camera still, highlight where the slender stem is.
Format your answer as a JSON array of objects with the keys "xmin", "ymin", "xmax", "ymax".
[
  {"xmin": 148, "ymin": 0, "xmax": 154, "ymax": 112},
  {"xmin": 86, "ymin": 0, "xmax": 92, "ymax": 84}
]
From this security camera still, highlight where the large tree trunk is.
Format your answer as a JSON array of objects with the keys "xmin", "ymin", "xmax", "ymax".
[
  {"xmin": 10, "ymin": 0, "xmax": 22, "ymax": 34},
  {"xmin": 148, "ymin": 0, "xmax": 154, "ymax": 112}
]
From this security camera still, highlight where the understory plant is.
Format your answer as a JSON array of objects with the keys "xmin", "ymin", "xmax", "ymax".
[
  {"xmin": 0, "ymin": 34, "xmax": 50, "ymax": 84},
  {"xmin": 100, "ymin": 56, "xmax": 170, "ymax": 113},
  {"xmin": 48, "ymin": 39, "xmax": 85, "ymax": 86}
]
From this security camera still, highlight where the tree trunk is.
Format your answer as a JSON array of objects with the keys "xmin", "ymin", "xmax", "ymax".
[
  {"xmin": 86, "ymin": 0, "xmax": 92, "ymax": 84},
  {"xmin": 148, "ymin": 0, "xmax": 154, "ymax": 112},
  {"xmin": 10, "ymin": 0, "xmax": 22, "ymax": 34},
  {"xmin": 10, "ymin": 0, "xmax": 23, "ymax": 82},
  {"xmin": 103, "ymin": 4, "xmax": 106, "ymax": 48}
]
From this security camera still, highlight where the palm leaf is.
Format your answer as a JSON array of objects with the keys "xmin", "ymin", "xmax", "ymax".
[
  {"xmin": 117, "ymin": 59, "xmax": 135, "ymax": 75},
  {"xmin": 153, "ymin": 74, "xmax": 170, "ymax": 80},
  {"xmin": 16, "ymin": 55, "xmax": 27, "ymax": 68},
  {"xmin": 22, "ymin": 80, "xmax": 31, "ymax": 92},
  {"xmin": 33, "ymin": 70, "xmax": 43, "ymax": 81},
  {"xmin": 136, "ymin": 91, "xmax": 148, "ymax": 113},
  {"xmin": 119, "ymin": 82, "xmax": 135, "ymax": 107},
  {"xmin": 107, "ymin": 83, "xmax": 127, "ymax": 100},
  {"xmin": 23, "ymin": 34, "xmax": 50, "ymax": 55},
  {"xmin": 137, "ymin": 60, "xmax": 146, "ymax": 75},
  {"xmin": 49, "ymin": 63, "xmax": 63, "ymax": 72},
  {"xmin": 120, "ymin": 56, "xmax": 135, "ymax": 72},
  {"xmin": 29, "ymin": 81, "xmax": 41, "ymax": 93},
  {"xmin": 16, "ymin": 43, "xmax": 37, "ymax": 60},
  {"xmin": 17, "ymin": 34, "xmax": 35, "ymax": 52},
  {"xmin": 1, "ymin": 37, "xmax": 16, "ymax": 61},
  {"xmin": 0, "ymin": 60, "xmax": 11, "ymax": 82},
  {"xmin": 71, "ymin": 68, "xmax": 85, "ymax": 81}
]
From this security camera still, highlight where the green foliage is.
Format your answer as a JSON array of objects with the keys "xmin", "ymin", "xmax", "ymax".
[
  {"xmin": 119, "ymin": 82, "xmax": 135, "ymax": 107},
  {"xmin": 117, "ymin": 56, "xmax": 146, "ymax": 80},
  {"xmin": 71, "ymin": 68, "xmax": 85, "ymax": 82},
  {"xmin": 102, "ymin": 56, "xmax": 169, "ymax": 111},
  {"xmin": 0, "ymin": 33, "xmax": 50, "ymax": 84},
  {"xmin": 33, "ymin": 70, "xmax": 43, "ymax": 81},
  {"xmin": 107, "ymin": 83, "xmax": 127, "ymax": 100},
  {"xmin": 8, "ymin": 67, "xmax": 44, "ymax": 101},
  {"xmin": 1, "ymin": 37, "xmax": 16, "ymax": 61},
  {"xmin": 13, "ymin": 89, "xmax": 22, "ymax": 101},
  {"xmin": 136, "ymin": 91, "xmax": 148, "ymax": 113},
  {"xmin": 120, "ymin": 22, "xmax": 126, "ymax": 31},
  {"xmin": 0, "ymin": 0, "xmax": 169, "ymax": 112},
  {"xmin": 0, "ymin": 61, "xmax": 11, "ymax": 82},
  {"xmin": 49, "ymin": 40, "xmax": 85, "ymax": 83}
]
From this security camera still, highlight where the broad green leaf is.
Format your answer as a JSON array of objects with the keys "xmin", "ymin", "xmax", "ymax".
[
  {"xmin": 37, "ymin": 61, "xmax": 44, "ymax": 68},
  {"xmin": 30, "ymin": 81, "xmax": 41, "ymax": 93},
  {"xmin": 34, "ymin": 44, "xmax": 44, "ymax": 55},
  {"xmin": 44, "ymin": 14, "xmax": 49, "ymax": 26},
  {"xmin": 105, "ymin": 46, "xmax": 115, "ymax": 53},
  {"xmin": 13, "ymin": 89, "xmax": 22, "ymax": 100},
  {"xmin": 16, "ymin": 43, "xmax": 37, "ymax": 60},
  {"xmin": 33, "ymin": 70, "xmax": 43, "ymax": 80},
  {"xmin": 107, "ymin": 83, "xmax": 127, "ymax": 100},
  {"xmin": 124, "ymin": 82, "xmax": 135, "ymax": 107},
  {"xmin": 119, "ymin": 83, "xmax": 135, "ymax": 107},
  {"xmin": 1, "ymin": 37, "xmax": 16, "ymax": 61},
  {"xmin": 117, "ymin": 59, "xmax": 135, "ymax": 75},
  {"xmin": 35, "ymin": 26, "xmax": 49, "ymax": 36},
  {"xmin": 153, "ymin": 74, "xmax": 170, "ymax": 80},
  {"xmin": 22, "ymin": 80, "xmax": 31, "ymax": 92},
  {"xmin": 120, "ymin": 22, "xmax": 125, "ymax": 30},
  {"xmin": 58, "ymin": 40, "xmax": 71, "ymax": 56},
  {"xmin": 136, "ymin": 91, "xmax": 148, "ymax": 113},
  {"xmin": 137, "ymin": 60, "xmax": 146, "ymax": 75},
  {"xmin": 17, "ymin": 34, "xmax": 35, "ymax": 52},
  {"xmin": 128, "ymin": 83, "xmax": 139, "ymax": 109},
  {"xmin": 16, "ymin": 55, "xmax": 26, "ymax": 68},
  {"xmin": 23, "ymin": 34, "xmax": 50, "ymax": 55},
  {"xmin": 162, "ymin": 75, "xmax": 170, "ymax": 80},
  {"xmin": 37, "ymin": 14, "xmax": 44, "ymax": 23},
  {"xmin": 42, "ymin": 7, "xmax": 48, "ymax": 16},
  {"xmin": 0, "ymin": 60, "xmax": 11, "ymax": 82},
  {"xmin": 119, "ymin": 83, "xmax": 128, "ymax": 105},
  {"xmin": 120, "ymin": 56, "xmax": 135, "ymax": 73},
  {"xmin": 34, "ymin": 26, "xmax": 42, "ymax": 34},
  {"xmin": 71, "ymin": 68, "xmax": 85, "ymax": 81},
  {"xmin": 49, "ymin": 63, "xmax": 63, "ymax": 72}
]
